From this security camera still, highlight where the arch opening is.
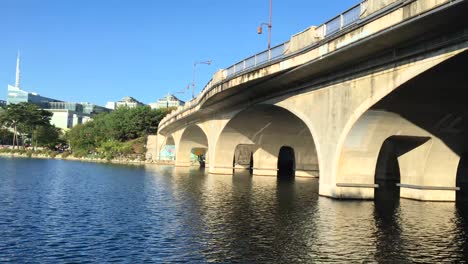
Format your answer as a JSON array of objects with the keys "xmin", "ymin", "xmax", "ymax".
[
  {"xmin": 374, "ymin": 136, "xmax": 430, "ymax": 201},
  {"xmin": 457, "ymin": 153, "xmax": 468, "ymax": 202},
  {"xmin": 374, "ymin": 138, "xmax": 401, "ymax": 201},
  {"xmin": 277, "ymin": 146, "xmax": 295, "ymax": 180},
  {"xmin": 233, "ymin": 144, "xmax": 257, "ymax": 175},
  {"xmin": 192, "ymin": 147, "xmax": 207, "ymax": 168},
  {"xmin": 249, "ymin": 153, "xmax": 254, "ymax": 175},
  {"xmin": 177, "ymin": 125, "xmax": 209, "ymax": 168}
]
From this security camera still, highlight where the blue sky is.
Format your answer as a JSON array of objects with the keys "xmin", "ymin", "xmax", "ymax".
[{"xmin": 0, "ymin": 0, "xmax": 359, "ymax": 106}]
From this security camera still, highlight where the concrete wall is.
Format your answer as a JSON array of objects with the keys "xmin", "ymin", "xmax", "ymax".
[
  {"xmin": 361, "ymin": 0, "xmax": 399, "ymax": 17},
  {"xmin": 145, "ymin": 135, "xmax": 158, "ymax": 161},
  {"xmin": 286, "ymin": 26, "xmax": 320, "ymax": 54}
]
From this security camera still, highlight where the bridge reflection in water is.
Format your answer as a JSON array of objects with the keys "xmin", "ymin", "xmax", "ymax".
[{"xmin": 156, "ymin": 166, "xmax": 468, "ymax": 262}]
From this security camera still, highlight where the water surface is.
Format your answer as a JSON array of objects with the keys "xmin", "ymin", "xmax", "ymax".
[{"xmin": 1, "ymin": 158, "xmax": 468, "ymax": 262}]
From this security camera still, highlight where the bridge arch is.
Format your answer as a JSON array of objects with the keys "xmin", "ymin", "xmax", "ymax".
[
  {"xmin": 335, "ymin": 50, "xmax": 468, "ymax": 201},
  {"xmin": 175, "ymin": 124, "xmax": 209, "ymax": 167},
  {"xmin": 210, "ymin": 104, "xmax": 319, "ymax": 179},
  {"xmin": 159, "ymin": 135, "xmax": 176, "ymax": 161}
]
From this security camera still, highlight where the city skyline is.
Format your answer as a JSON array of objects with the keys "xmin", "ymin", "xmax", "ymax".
[{"xmin": 0, "ymin": 0, "xmax": 359, "ymax": 106}]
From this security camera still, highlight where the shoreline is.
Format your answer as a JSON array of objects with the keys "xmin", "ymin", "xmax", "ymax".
[{"xmin": 0, "ymin": 152, "xmax": 174, "ymax": 166}]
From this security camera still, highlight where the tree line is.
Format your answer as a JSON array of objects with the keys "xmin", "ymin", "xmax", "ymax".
[
  {"xmin": 1, "ymin": 103, "xmax": 171, "ymax": 160},
  {"xmin": 65, "ymin": 106, "xmax": 171, "ymax": 159}
]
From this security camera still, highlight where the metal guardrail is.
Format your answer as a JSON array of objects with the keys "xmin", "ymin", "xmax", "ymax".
[
  {"xmin": 225, "ymin": 42, "xmax": 290, "ymax": 78},
  {"xmin": 159, "ymin": 1, "xmax": 381, "ymax": 128},
  {"xmin": 325, "ymin": 4, "xmax": 362, "ymax": 36}
]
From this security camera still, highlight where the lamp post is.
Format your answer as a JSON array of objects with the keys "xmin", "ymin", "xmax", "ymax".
[
  {"xmin": 257, "ymin": 0, "xmax": 272, "ymax": 49},
  {"xmin": 192, "ymin": 60, "xmax": 212, "ymax": 99}
]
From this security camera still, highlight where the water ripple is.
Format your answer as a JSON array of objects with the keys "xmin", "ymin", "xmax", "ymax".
[{"xmin": 1, "ymin": 159, "xmax": 468, "ymax": 262}]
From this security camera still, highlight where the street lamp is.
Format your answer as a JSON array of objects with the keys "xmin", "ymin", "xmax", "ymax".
[
  {"xmin": 257, "ymin": 0, "xmax": 272, "ymax": 49},
  {"xmin": 192, "ymin": 60, "xmax": 212, "ymax": 99}
]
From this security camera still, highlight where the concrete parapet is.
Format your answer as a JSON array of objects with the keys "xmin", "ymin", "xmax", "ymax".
[
  {"xmin": 361, "ymin": 0, "xmax": 399, "ymax": 18},
  {"xmin": 286, "ymin": 26, "xmax": 320, "ymax": 55}
]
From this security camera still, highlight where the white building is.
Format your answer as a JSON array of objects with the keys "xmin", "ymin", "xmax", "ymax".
[
  {"xmin": 107, "ymin": 96, "xmax": 145, "ymax": 109},
  {"xmin": 149, "ymin": 94, "xmax": 184, "ymax": 109},
  {"xmin": 105, "ymin": 101, "xmax": 116, "ymax": 110}
]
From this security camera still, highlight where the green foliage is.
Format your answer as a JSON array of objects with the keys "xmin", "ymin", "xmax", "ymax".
[
  {"xmin": 34, "ymin": 125, "xmax": 62, "ymax": 149},
  {"xmin": 71, "ymin": 149, "xmax": 89, "ymax": 158},
  {"xmin": 0, "ymin": 103, "xmax": 55, "ymax": 149},
  {"xmin": 49, "ymin": 151, "xmax": 57, "ymax": 158},
  {"xmin": 61, "ymin": 151, "xmax": 71, "ymax": 158},
  {"xmin": 66, "ymin": 123, "xmax": 100, "ymax": 154},
  {"xmin": 0, "ymin": 148, "xmax": 11, "ymax": 154},
  {"xmin": 98, "ymin": 140, "xmax": 133, "ymax": 158},
  {"xmin": 66, "ymin": 106, "xmax": 170, "ymax": 158},
  {"xmin": 0, "ymin": 128, "xmax": 13, "ymax": 145}
]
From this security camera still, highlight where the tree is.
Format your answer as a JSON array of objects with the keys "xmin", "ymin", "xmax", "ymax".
[
  {"xmin": 0, "ymin": 103, "xmax": 53, "ymax": 149},
  {"xmin": 34, "ymin": 125, "xmax": 62, "ymax": 149},
  {"xmin": 65, "ymin": 105, "xmax": 171, "ymax": 157},
  {"xmin": 0, "ymin": 128, "xmax": 13, "ymax": 145},
  {"xmin": 0, "ymin": 103, "xmax": 24, "ymax": 148}
]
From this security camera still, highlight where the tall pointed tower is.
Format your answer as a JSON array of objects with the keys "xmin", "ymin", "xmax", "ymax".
[{"xmin": 15, "ymin": 50, "xmax": 21, "ymax": 88}]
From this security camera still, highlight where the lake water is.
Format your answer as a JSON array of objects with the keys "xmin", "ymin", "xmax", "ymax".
[{"xmin": 1, "ymin": 157, "xmax": 468, "ymax": 263}]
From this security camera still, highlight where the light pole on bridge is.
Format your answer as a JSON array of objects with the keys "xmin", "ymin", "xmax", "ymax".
[
  {"xmin": 257, "ymin": 0, "xmax": 272, "ymax": 49},
  {"xmin": 191, "ymin": 60, "xmax": 212, "ymax": 99}
]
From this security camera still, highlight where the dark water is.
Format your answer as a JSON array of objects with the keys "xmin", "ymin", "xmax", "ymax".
[{"xmin": 1, "ymin": 158, "xmax": 468, "ymax": 263}]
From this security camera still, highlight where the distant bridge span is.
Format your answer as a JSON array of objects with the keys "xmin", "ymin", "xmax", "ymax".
[{"xmin": 147, "ymin": 0, "xmax": 468, "ymax": 201}]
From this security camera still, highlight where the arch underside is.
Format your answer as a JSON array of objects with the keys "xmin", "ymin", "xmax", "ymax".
[
  {"xmin": 211, "ymin": 105, "xmax": 319, "ymax": 178},
  {"xmin": 159, "ymin": 135, "xmax": 176, "ymax": 161},
  {"xmin": 176, "ymin": 125, "xmax": 209, "ymax": 167}
]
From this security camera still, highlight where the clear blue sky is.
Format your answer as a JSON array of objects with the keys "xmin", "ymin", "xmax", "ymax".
[{"xmin": 1, "ymin": 0, "xmax": 360, "ymax": 106}]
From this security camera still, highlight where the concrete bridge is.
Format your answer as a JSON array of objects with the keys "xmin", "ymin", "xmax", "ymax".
[{"xmin": 147, "ymin": 0, "xmax": 468, "ymax": 202}]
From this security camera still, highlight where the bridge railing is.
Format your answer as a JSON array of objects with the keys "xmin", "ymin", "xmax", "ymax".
[
  {"xmin": 324, "ymin": 3, "xmax": 362, "ymax": 36},
  {"xmin": 225, "ymin": 42, "xmax": 290, "ymax": 78},
  {"xmin": 159, "ymin": 0, "xmax": 406, "ymax": 129}
]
